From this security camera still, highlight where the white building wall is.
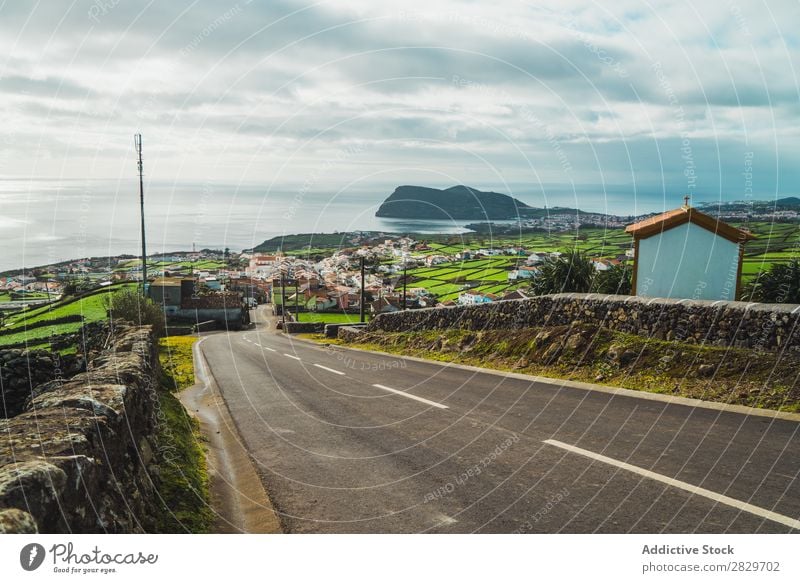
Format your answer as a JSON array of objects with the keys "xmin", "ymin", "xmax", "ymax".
[{"xmin": 636, "ymin": 222, "xmax": 741, "ymax": 301}]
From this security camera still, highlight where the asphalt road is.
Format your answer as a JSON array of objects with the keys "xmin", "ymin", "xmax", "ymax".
[{"xmin": 198, "ymin": 306, "xmax": 800, "ymax": 533}]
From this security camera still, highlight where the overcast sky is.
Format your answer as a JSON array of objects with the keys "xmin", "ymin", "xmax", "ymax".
[{"xmin": 1, "ymin": 0, "xmax": 799, "ymax": 203}]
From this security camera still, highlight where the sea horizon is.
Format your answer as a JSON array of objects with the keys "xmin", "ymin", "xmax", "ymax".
[{"xmin": 0, "ymin": 178, "xmax": 787, "ymax": 271}]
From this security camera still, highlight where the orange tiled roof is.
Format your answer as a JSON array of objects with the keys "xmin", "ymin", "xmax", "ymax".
[{"xmin": 625, "ymin": 206, "xmax": 754, "ymax": 243}]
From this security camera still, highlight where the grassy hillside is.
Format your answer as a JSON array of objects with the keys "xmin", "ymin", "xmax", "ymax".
[{"xmin": 0, "ymin": 283, "xmax": 137, "ymax": 349}]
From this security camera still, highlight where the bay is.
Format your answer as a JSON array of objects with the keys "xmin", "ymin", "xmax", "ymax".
[{"xmin": 0, "ymin": 178, "xmax": 713, "ymax": 271}]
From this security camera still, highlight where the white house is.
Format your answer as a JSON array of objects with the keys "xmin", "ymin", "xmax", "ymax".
[
  {"xmin": 508, "ymin": 268, "xmax": 536, "ymax": 281},
  {"xmin": 625, "ymin": 201, "xmax": 754, "ymax": 301},
  {"xmin": 526, "ymin": 253, "xmax": 545, "ymax": 266},
  {"xmin": 591, "ymin": 259, "xmax": 612, "ymax": 272},
  {"xmin": 457, "ymin": 291, "xmax": 493, "ymax": 305}
]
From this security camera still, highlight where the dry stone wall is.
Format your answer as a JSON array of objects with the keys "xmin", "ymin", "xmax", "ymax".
[
  {"xmin": 0, "ymin": 349, "xmax": 84, "ymax": 418},
  {"xmin": 0, "ymin": 325, "xmax": 163, "ymax": 533}
]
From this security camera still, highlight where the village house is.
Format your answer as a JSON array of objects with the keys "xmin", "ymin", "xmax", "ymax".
[
  {"xmin": 370, "ymin": 297, "xmax": 401, "ymax": 314},
  {"xmin": 148, "ymin": 277, "xmax": 190, "ymax": 315},
  {"xmin": 457, "ymin": 290, "xmax": 494, "ymax": 305},
  {"xmin": 247, "ymin": 253, "xmax": 282, "ymax": 275},
  {"xmin": 501, "ymin": 289, "xmax": 531, "ymax": 301},
  {"xmin": 508, "ymin": 268, "xmax": 536, "ymax": 281}
]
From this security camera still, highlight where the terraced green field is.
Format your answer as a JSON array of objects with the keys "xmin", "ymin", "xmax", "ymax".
[
  {"xmin": 0, "ymin": 283, "xmax": 137, "ymax": 348},
  {"xmin": 403, "ymin": 222, "xmax": 800, "ymax": 300},
  {"xmin": 406, "ymin": 255, "xmax": 528, "ymax": 300}
]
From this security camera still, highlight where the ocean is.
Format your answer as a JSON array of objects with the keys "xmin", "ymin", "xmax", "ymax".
[{"xmin": 0, "ymin": 178, "xmax": 729, "ymax": 271}]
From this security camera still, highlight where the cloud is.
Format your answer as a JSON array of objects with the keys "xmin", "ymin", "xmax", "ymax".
[{"xmin": 0, "ymin": 0, "xmax": 796, "ymax": 202}]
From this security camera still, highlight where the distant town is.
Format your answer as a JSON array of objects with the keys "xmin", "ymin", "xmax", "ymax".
[{"xmin": 2, "ymin": 196, "xmax": 799, "ymax": 324}]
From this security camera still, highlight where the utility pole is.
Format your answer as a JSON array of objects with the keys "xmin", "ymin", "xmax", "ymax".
[
  {"xmin": 402, "ymin": 259, "xmax": 407, "ymax": 310},
  {"xmin": 280, "ymin": 272, "xmax": 286, "ymax": 328},
  {"xmin": 359, "ymin": 256, "xmax": 365, "ymax": 323},
  {"xmin": 295, "ymin": 279, "xmax": 299, "ymax": 321},
  {"xmin": 134, "ymin": 134, "xmax": 147, "ymax": 294}
]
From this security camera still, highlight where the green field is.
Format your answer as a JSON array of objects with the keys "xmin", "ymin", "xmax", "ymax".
[
  {"xmin": 295, "ymin": 312, "xmax": 367, "ymax": 323},
  {"xmin": 113, "ymin": 259, "xmax": 227, "ymax": 272},
  {"xmin": 0, "ymin": 283, "xmax": 137, "ymax": 348},
  {"xmin": 406, "ymin": 256, "xmax": 523, "ymax": 299},
  {"xmin": 399, "ymin": 222, "xmax": 800, "ymax": 299}
]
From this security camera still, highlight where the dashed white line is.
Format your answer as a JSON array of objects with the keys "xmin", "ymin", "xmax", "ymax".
[
  {"xmin": 313, "ymin": 364, "xmax": 346, "ymax": 376},
  {"xmin": 372, "ymin": 384, "xmax": 449, "ymax": 409},
  {"xmin": 543, "ymin": 439, "xmax": 800, "ymax": 531},
  {"xmin": 284, "ymin": 354, "xmax": 302, "ymax": 361},
  {"xmin": 263, "ymin": 346, "xmax": 276, "ymax": 352}
]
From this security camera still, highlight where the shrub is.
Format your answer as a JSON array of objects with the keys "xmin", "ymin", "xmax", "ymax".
[
  {"xmin": 592, "ymin": 263, "xmax": 632, "ymax": 295},
  {"xmin": 106, "ymin": 289, "xmax": 165, "ymax": 337},
  {"xmin": 741, "ymin": 260, "xmax": 800, "ymax": 303},
  {"xmin": 531, "ymin": 250, "xmax": 595, "ymax": 295}
]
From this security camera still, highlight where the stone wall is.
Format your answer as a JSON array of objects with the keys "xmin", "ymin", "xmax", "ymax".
[
  {"xmin": 284, "ymin": 321, "xmax": 326, "ymax": 334},
  {"xmin": 0, "ymin": 349, "xmax": 84, "ymax": 418},
  {"xmin": 0, "ymin": 325, "xmax": 163, "ymax": 533},
  {"xmin": 360, "ymin": 293, "xmax": 800, "ymax": 350},
  {"xmin": 337, "ymin": 325, "xmax": 369, "ymax": 343}
]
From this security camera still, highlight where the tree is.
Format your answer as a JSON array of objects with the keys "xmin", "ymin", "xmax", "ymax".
[
  {"xmin": 105, "ymin": 289, "xmax": 165, "ymax": 337},
  {"xmin": 741, "ymin": 260, "xmax": 800, "ymax": 303},
  {"xmin": 62, "ymin": 281, "xmax": 78, "ymax": 297},
  {"xmin": 592, "ymin": 263, "xmax": 632, "ymax": 295},
  {"xmin": 531, "ymin": 250, "xmax": 595, "ymax": 295}
]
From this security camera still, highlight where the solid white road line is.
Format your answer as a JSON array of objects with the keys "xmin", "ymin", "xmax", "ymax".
[
  {"xmin": 284, "ymin": 354, "xmax": 302, "ymax": 361},
  {"xmin": 372, "ymin": 384, "xmax": 449, "ymax": 410},
  {"xmin": 544, "ymin": 439, "xmax": 800, "ymax": 531},
  {"xmin": 313, "ymin": 364, "xmax": 346, "ymax": 376}
]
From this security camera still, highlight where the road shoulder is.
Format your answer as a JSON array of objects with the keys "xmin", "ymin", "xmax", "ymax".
[{"xmin": 179, "ymin": 336, "xmax": 283, "ymax": 534}]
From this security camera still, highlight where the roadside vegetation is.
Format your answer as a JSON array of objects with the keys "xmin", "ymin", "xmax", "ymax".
[
  {"xmin": 106, "ymin": 288, "xmax": 165, "ymax": 337},
  {"xmin": 154, "ymin": 335, "xmax": 213, "ymax": 533}
]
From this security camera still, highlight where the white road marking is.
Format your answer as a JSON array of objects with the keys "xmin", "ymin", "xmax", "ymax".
[
  {"xmin": 372, "ymin": 384, "xmax": 449, "ymax": 409},
  {"xmin": 284, "ymin": 354, "xmax": 302, "ymax": 361},
  {"xmin": 313, "ymin": 364, "xmax": 345, "ymax": 375},
  {"xmin": 433, "ymin": 513, "xmax": 458, "ymax": 526},
  {"xmin": 544, "ymin": 439, "xmax": 800, "ymax": 530},
  {"xmin": 263, "ymin": 347, "xmax": 276, "ymax": 352},
  {"xmin": 253, "ymin": 343, "xmax": 261, "ymax": 347}
]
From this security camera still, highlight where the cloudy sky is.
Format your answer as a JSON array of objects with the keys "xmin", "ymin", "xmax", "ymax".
[{"xmin": 1, "ymin": 0, "xmax": 799, "ymax": 206}]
